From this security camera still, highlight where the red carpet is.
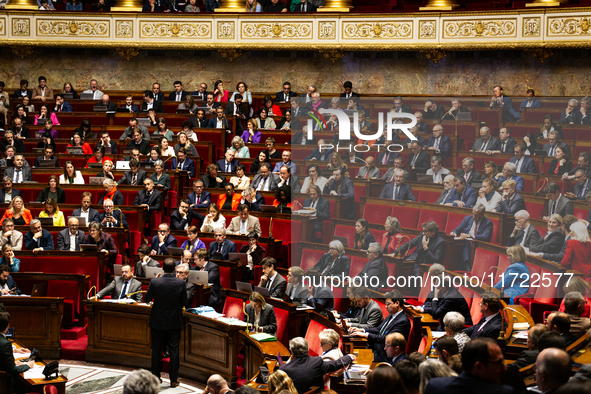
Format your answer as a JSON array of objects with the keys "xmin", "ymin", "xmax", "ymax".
[{"xmin": 61, "ymin": 336, "xmax": 88, "ymax": 361}]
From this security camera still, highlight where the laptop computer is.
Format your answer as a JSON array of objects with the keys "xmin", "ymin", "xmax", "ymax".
[
  {"xmin": 228, "ymin": 253, "xmax": 248, "ymax": 266},
  {"xmin": 31, "ymin": 283, "xmax": 48, "ymax": 297},
  {"xmin": 334, "ymin": 236, "xmax": 349, "ymax": 248},
  {"xmin": 113, "ymin": 264, "xmax": 122, "ymax": 276},
  {"xmin": 79, "ymin": 244, "xmax": 99, "ymax": 252},
  {"xmin": 260, "ymin": 205, "xmax": 276, "ymax": 213},
  {"xmin": 104, "ymin": 146, "xmax": 112, "ymax": 155},
  {"xmin": 456, "ymin": 112, "xmax": 472, "ymax": 121},
  {"xmin": 87, "ymin": 163, "xmax": 103, "ymax": 169},
  {"xmin": 38, "ymin": 160, "xmax": 56, "ymax": 168},
  {"xmin": 254, "ymin": 286, "xmax": 271, "ymax": 297},
  {"xmin": 534, "ymin": 149, "xmax": 547, "ymax": 156},
  {"xmin": 80, "ymin": 93, "xmax": 94, "ymax": 100},
  {"xmin": 145, "ymin": 266, "xmax": 164, "ymax": 279},
  {"xmin": 68, "ymin": 216, "xmax": 87, "ymax": 227},
  {"xmin": 168, "ymin": 247, "xmax": 184, "ymax": 256},
  {"xmin": 176, "ymin": 109, "xmax": 191, "ymax": 114},
  {"xmin": 122, "ymin": 148, "xmax": 133, "ymax": 155},
  {"xmin": 32, "ymin": 148, "xmax": 44, "ymax": 154},
  {"xmin": 93, "ymin": 106, "xmax": 108, "ymax": 112},
  {"xmin": 36, "ymin": 217, "xmax": 53, "ymax": 226},
  {"xmin": 116, "ymin": 161, "xmax": 130, "ymax": 170},
  {"xmin": 416, "ymin": 174, "xmax": 433, "ymax": 183},
  {"xmin": 137, "ymin": 118, "xmax": 151, "ymax": 127},
  {"xmin": 66, "ymin": 147, "xmax": 84, "ymax": 155},
  {"xmin": 236, "ymin": 281, "xmax": 253, "ymax": 293},
  {"xmin": 89, "ymin": 177, "xmax": 105, "ymax": 185},
  {"xmin": 188, "ymin": 271, "xmax": 208, "ymax": 285},
  {"xmin": 35, "ymin": 132, "xmax": 45, "ymax": 139},
  {"xmin": 139, "ymin": 162, "xmax": 153, "ymax": 170},
  {"xmin": 36, "ymin": 118, "xmax": 47, "ymax": 126},
  {"xmin": 62, "ymin": 93, "xmax": 74, "ymax": 99}
]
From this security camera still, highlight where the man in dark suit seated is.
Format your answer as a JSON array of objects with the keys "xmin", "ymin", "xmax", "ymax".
[
  {"xmin": 0, "ymin": 311, "xmax": 35, "ymax": 394},
  {"xmin": 495, "ymin": 162, "xmax": 524, "ymax": 192},
  {"xmin": 471, "ymin": 126, "xmax": 498, "ymax": 153},
  {"xmin": 194, "ymin": 248, "xmax": 222, "ymax": 306},
  {"xmin": 0, "ymin": 265, "xmax": 21, "ymax": 295},
  {"xmin": 133, "ymin": 179, "xmax": 162, "ymax": 232},
  {"xmin": 208, "ymin": 228, "xmax": 237, "ymax": 261},
  {"xmin": 13, "ymin": 79, "xmax": 32, "ymax": 100},
  {"xmin": 543, "ymin": 130, "xmax": 569, "ymax": 157},
  {"xmin": 510, "ymin": 143, "xmax": 536, "ymax": 174},
  {"xmin": 340, "ymin": 81, "xmax": 360, "ymax": 99},
  {"xmin": 24, "ymin": 219, "xmax": 54, "ymax": 253},
  {"xmin": 423, "ymin": 98, "xmax": 446, "ymax": 120},
  {"xmin": 119, "ymin": 95, "xmax": 140, "ymax": 113},
  {"xmin": 441, "ymin": 98, "xmax": 470, "ymax": 121},
  {"xmin": 301, "ymin": 267, "xmax": 334, "ymax": 311},
  {"xmin": 424, "ymin": 125, "xmax": 452, "ymax": 161},
  {"xmin": 96, "ymin": 263, "xmax": 143, "ymax": 302},
  {"xmin": 346, "ymin": 286, "xmax": 384, "ymax": 329},
  {"xmin": 385, "ymin": 333, "xmax": 408, "ymax": 365},
  {"xmin": 118, "ymin": 159, "xmax": 147, "ymax": 186},
  {"xmin": 449, "ymin": 176, "xmax": 478, "ymax": 208},
  {"xmin": 72, "ymin": 192, "xmax": 100, "ymax": 223},
  {"xmin": 216, "ymin": 148, "xmax": 240, "ymax": 173},
  {"xmin": 456, "ymin": 157, "xmax": 482, "ymax": 186},
  {"xmin": 544, "ymin": 182, "xmax": 574, "ymax": 220},
  {"xmin": 201, "ymin": 164, "xmax": 227, "ymax": 189},
  {"xmin": 170, "ymin": 148, "xmax": 196, "ymax": 178},
  {"xmin": 507, "ymin": 324, "xmax": 548, "ymax": 371},
  {"xmin": 187, "ymin": 179, "xmax": 211, "ymax": 208},
  {"xmin": 57, "ymin": 217, "xmax": 86, "ymax": 251},
  {"xmin": 547, "ymin": 312, "xmax": 578, "ymax": 347},
  {"xmin": 376, "ymin": 148, "xmax": 400, "ymax": 166},
  {"xmin": 258, "ymin": 257, "xmax": 287, "ymax": 298},
  {"xmin": 0, "ymin": 178, "xmax": 21, "ymax": 204},
  {"xmin": 144, "ymin": 257, "xmax": 186, "ymax": 388},
  {"xmin": 168, "ymin": 81, "xmax": 189, "ymax": 102},
  {"xmin": 190, "ymin": 82, "xmax": 207, "ymax": 101},
  {"xmin": 450, "ymin": 203, "xmax": 493, "ymax": 271},
  {"xmin": 408, "ymin": 141, "xmax": 430, "ymax": 174},
  {"xmin": 379, "ymin": 168, "xmax": 416, "ymax": 201},
  {"xmin": 280, "ymin": 337, "xmax": 354, "ymax": 394},
  {"xmin": 394, "ymin": 220, "xmax": 446, "ymax": 277},
  {"xmin": 171, "ymin": 199, "xmax": 204, "ymax": 231},
  {"xmin": 424, "ymin": 338, "xmax": 513, "ymax": 394},
  {"xmin": 293, "ymin": 0, "xmax": 317, "ymax": 12},
  {"xmin": 99, "ymin": 199, "xmax": 129, "ymax": 229},
  {"xmin": 354, "ymin": 243, "xmax": 389, "ymax": 291},
  {"xmin": 175, "ymin": 262, "xmax": 196, "ymax": 308},
  {"xmin": 487, "ymin": 127, "xmax": 516, "ymax": 155},
  {"xmin": 206, "ymin": 107, "xmax": 232, "ymax": 131},
  {"xmin": 54, "ymin": 93, "xmax": 73, "ymax": 113},
  {"xmin": 126, "ymin": 129, "xmax": 151, "ymax": 155},
  {"xmin": 324, "ymin": 167, "xmax": 356, "ymax": 220},
  {"xmin": 350, "ymin": 290, "xmax": 411, "ymax": 362},
  {"xmin": 559, "ymin": 99, "xmax": 581, "ymax": 124},
  {"xmin": 496, "ymin": 179, "xmax": 526, "ymax": 215},
  {"xmin": 435, "ymin": 175, "xmax": 456, "ymax": 205},
  {"xmin": 391, "ymin": 96, "xmax": 412, "ymax": 115},
  {"xmin": 518, "ymin": 88, "xmax": 542, "ymax": 112},
  {"xmin": 150, "ymin": 223, "xmax": 177, "ymax": 255},
  {"xmin": 276, "ymin": 82, "xmax": 298, "ymax": 103},
  {"xmin": 94, "ymin": 94, "xmax": 117, "ymax": 111},
  {"xmin": 141, "ymin": 90, "xmax": 165, "ymax": 113},
  {"xmin": 33, "ymin": 146, "xmax": 60, "ymax": 168},
  {"xmin": 565, "ymin": 169, "xmax": 591, "ymax": 201},
  {"xmin": 490, "ymin": 85, "xmax": 521, "ymax": 122},
  {"xmin": 534, "ymin": 348, "xmax": 572, "ymax": 394},
  {"xmin": 463, "ymin": 292, "xmax": 504, "ymax": 339},
  {"xmin": 305, "ymin": 139, "xmax": 333, "ymax": 161},
  {"xmin": 286, "ymin": 266, "xmax": 308, "ymax": 301},
  {"xmin": 303, "ymin": 185, "xmax": 329, "ymax": 236}
]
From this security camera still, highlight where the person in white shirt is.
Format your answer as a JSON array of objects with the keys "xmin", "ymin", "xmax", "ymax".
[
  {"xmin": 82, "ymin": 79, "xmax": 104, "ymax": 100},
  {"xmin": 425, "ymin": 155, "xmax": 451, "ymax": 184},
  {"xmin": 476, "ymin": 178, "xmax": 503, "ymax": 212}
]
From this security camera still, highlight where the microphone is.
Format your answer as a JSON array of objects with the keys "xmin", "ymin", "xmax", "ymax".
[
  {"xmin": 352, "ymin": 156, "xmax": 369, "ymax": 166},
  {"xmin": 534, "ymin": 177, "xmax": 548, "ymax": 197}
]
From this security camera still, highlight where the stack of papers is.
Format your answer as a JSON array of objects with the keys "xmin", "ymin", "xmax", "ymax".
[
  {"xmin": 513, "ymin": 322, "xmax": 530, "ymax": 331},
  {"xmin": 250, "ymin": 333, "xmax": 277, "ymax": 342},
  {"xmin": 217, "ymin": 317, "xmax": 248, "ymax": 327},
  {"xmin": 23, "ymin": 364, "xmax": 46, "ymax": 379}
]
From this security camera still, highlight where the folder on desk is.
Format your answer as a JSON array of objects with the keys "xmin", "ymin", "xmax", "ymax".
[{"xmin": 249, "ymin": 333, "xmax": 277, "ymax": 342}]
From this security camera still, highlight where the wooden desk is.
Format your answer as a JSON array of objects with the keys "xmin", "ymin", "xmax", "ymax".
[
  {"xmin": 240, "ymin": 331, "xmax": 290, "ymax": 381},
  {"xmin": 12, "ymin": 339, "xmax": 68, "ymax": 394},
  {"xmin": 0, "ymin": 297, "xmax": 64, "ymax": 359}
]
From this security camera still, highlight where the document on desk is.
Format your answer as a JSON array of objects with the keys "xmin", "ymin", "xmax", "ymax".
[
  {"xmin": 23, "ymin": 364, "xmax": 46, "ymax": 379},
  {"xmin": 217, "ymin": 317, "xmax": 248, "ymax": 327},
  {"xmin": 296, "ymin": 305, "xmax": 314, "ymax": 311},
  {"xmin": 249, "ymin": 333, "xmax": 277, "ymax": 342}
]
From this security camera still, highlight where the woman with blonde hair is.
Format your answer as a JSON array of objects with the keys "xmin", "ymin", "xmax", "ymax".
[
  {"xmin": 419, "ymin": 359, "xmax": 457, "ymax": 393},
  {"xmin": 174, "ymin": 131, "xmax": 198, "ymax": 156},
  {"xmin": 529, "ymin": 214, "xmax": 565, "ymax": 255},
  {"xmin": 319, "ymin": 328, "xmax": 343, "ymax": 389},
  {"xmin": 177, "ymin": 95, "xmax": 198, "ymax": 114},
  {"xmin": 267, "ymin": 370, "xmax": 297, "ymax": 394},
  {"xmin": 493, "ymin": 245, "xmax": 530, "ymax": 301},
  {"xmin": 326, "ymin": 152, "xmax": 349, "ymax": 177},
  {"xmin": 382, "ymin": 216, "xmax": 403, "ymax": 255},
  {"xmin": 231, "ymin": 136, "xmax": 250, "ymax": 158},
  {"xmin": 200, "ymin": 204, "xmax": 226, "ymax": 233},
  {"xmin": 245, "ymin": 291, "xmax": 277, "ymax": 335},
  {"xmin": 0, "ymin": 196, "xmax": 32, "ymax": 225},
  {"xmin": 39, "ymin": 198, "xmax": 66, "ymax": 227},
  {"xmin": 562, "ymin": 221, "xmax": 591, "ymax": 279}
]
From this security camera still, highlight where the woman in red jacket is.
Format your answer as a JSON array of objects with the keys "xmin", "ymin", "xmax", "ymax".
[
  {"xmin": 562, "ymin": 222, "xmax": 591, "ymax": 279},
  {"xmin": 381, "ymin": 216, "xmax": 404, "ymax": 256}
]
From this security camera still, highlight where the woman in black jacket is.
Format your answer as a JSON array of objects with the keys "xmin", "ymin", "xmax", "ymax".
[
  {"xmin": 36, "ymin": 175, "xmax": 66, "ymax": 203},
  {"xmin": 240, "ymin": 232, "xmax": 266, "ymax": 282},
  {"xmin": 244, "ymin": 291, "xmax": 277, "ymax": 335},
  {"xmin": 313, "ymin": 240, "xmax": 350, "ymax": 277},
  {"xmin": 354, "ymin": 218, "xmax": 375, "ymax": 251}
]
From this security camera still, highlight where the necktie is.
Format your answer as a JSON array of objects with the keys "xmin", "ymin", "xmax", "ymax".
[
  {"xmin": 517, "ymin": 227, "xmax": 526, "ymax": 245},
  {"xmin": 177, "ymin": 93, "xmax": 181, "ymax": 101},
  {"xmin": 285, "ymin": 94, "xmax": 288, "ymax": 102},
  {"xmin": 226, "ymin": 163, "xmax": 230, "ymax": 172},
  {"xmin": 465, "ymin": 173, "xmax": 469, "ymax": 182},
  {"xmin": 411, "ymin": 154, "xmax": 417, "ymax": 167},
  {"xmin": 16, "ymin": 170, "xmax": 21, "ymax": 183},
  {"xmin": 474, "ymin": 222, "xmax": 479, "ymax": 236},
  {"xmin": 365, "ymin": 169, "xmax": 369, "ymax": 179},
  {"xmin": 382, "ymin": 153, "xmax": 388, "ymax": 165},
  {"xmin": 120, "ymin": 281, "xmax": 128, "ymax": 299},
  {"xmin": 550, "ymin": 201, "xmax": 555, "ymax": 215},
  {"xmin": 580, "ymin": 183, "xmax": 587, "ymax": 198},
  {"xmin": 132, "ymin": 175, "xmax": 136, "ymax": 186},
  {"xmin": 434, "ymin": 138, "xmax": 439, "ymax": 150},
  {"xmin": 303, "ymin": 3, "xmax": 306, "ymax": 11},
  {"xmin": 58, "ymin": 105, "xmax": 62, "ymax": 112},
  {"xmin": 501, "ymin": 142, "xmax": 506, "ymax": 153},
  {"xmin": 196, "ymin": 195, "xmax": 200, "ymax": 205},
  {"xmin": 393, "ymin": 186, "xmax": 399, "ymax": 200},
  {"xmin": 379, "ymin": 315, "xmax": 392, "ymax": 335},
  {"xmin": 516, "ymin": 158, "xmax": 522, "ymax": 173},
  {"xmin": 549, "ymin": 146, "xmax": 555, "ymax": 156},
  {"xmin": 481, "ymin": 141, "xmax": 488, "ymax": 151}
]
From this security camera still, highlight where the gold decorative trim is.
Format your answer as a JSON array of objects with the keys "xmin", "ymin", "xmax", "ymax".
[
  {"xmin": 547, "ymin": 16, "xmax": 591, "ymax": 35},
  {"xmin": 116, "ymin": 20, "xmax": 134, "ymax": 38},
  {"xmin": 319, "ymin": 48, "xmax": 344, "ymax": 62},
  {"xmin": 342, "ymin": 21, "xmax": 413, "ymax": 38},
  {"xmin": 217, "ymin": 21, "xmax": 235, "ymax": 39},
  {"xmin": 525, "ymin": 47, "xmax": 553, "ymax": 62},
  {"xmin": 11, "ymin": 45, "xmax": 34, "ymax": 59},
  {"xmin": 421, "ymin": 48, "xmax": 446, "ymax": 63},
  {"xmin": 140, "ymin": 21, "xmax": 212, "ymax": 38},
  {"xmin": 12, "ymin": 19, "xmax": 30, "ymax": 36},
  {"xmin": 319, "ymin": 21, "xmax": 336, "ymax": 39},
  {"xmin": 419, "ymin": 20, "xmax": 437, "ymax": 38},
  {"xmin": 37, "ymin": 20, "xmax": 110, "ymax": 37},
  {"xmin": 241, "ymin": 22, "xmax": 313, "ymax": 39},
  {"xmin": 443, "ymin": 19, "xmax": 517, "ymax": 38},
  {"xmin": 219, "ymin": 48, "xmax": 242, "ymax": 61},
  {"xmin": 523, "ymin": 17, "xmax": 541, "ymax": 37},
  {"xmin": 0, "ymin": 18, "xmax": 5, "ymax": 36},
  {"xmin": 117, "ymin": 47, "xmax": 139, "ymax": 60}
]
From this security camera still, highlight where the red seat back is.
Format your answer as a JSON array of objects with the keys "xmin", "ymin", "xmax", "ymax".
[
  {"xmin": 417, "ymin": 210, "xmax": 447, "ymax": 231},
  {"xmin": 219, "ymin": 266, "xmax": 231, "ymax": 289},
  {"xmin": 300, "ymin": 248, "xmax": 325, "ymax": 272},
  {"xmin": 305, "ymin": 319, "xmax": 330, "ymax": 356},
  {"xmin": 349, "ymin": 256, "xmax": 368, "ymax": 277},
  {"xmin": 275, "ymin": 307, "xmax": 290, "ymax": 346},
  {"xmin": 471, "ymin": 248, "xmax": 500, "ymax": 278},
  {"xmin": 394, "ymin": 207, "xmax": 420, "ymax": 228},
  {"xmin": 334, "ymin": 225, "xmax": 355, "ymax": 249},
  {"xmin": 222, "ymin": 296, "xmax": 247, "ymax": 320},
  {"xmin": 363, "ymin": 204, "xmax": 392, "ymax": 224}
]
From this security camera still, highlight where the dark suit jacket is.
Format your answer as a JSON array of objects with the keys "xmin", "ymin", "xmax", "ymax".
[
  {"xmin": 201, "ymin": 174, "xmax": 227, "ymax": 189},
  {"xmin": 184, "ymin": 280, "xmax": 197, "ymax": 308},
  {"xmin": 510, "ymin": 155, "xmax": 536, "ymax": 174},
  {"xmin": 379, "ymin": 183, "xmax": 417, "ymax": 201},
  {"xmin": 275, "ymin": 91, "xmax": 298, "ymax": 103},
  {"xmin": 471, "ymin": 137, "xmax": 498, "ymax": 152},
  {"xmin": 324, "ymin": 177, "xmax": 356, "ymax": 220},
  {"xmin": 424, "ymin": 104, "xmax": 446, "ymax": 120},
  {"xmin": 293, "ymin": 2, "xmax": 317, "ymax": 12},
  {"xmin": 425, "ymin": 135, "xmax": 452, "ymax": 160},
  {"xmin": 303, "ymin": 197, "xmax": 330, "ymax": 234},
  {"xmin": 118, "ymin": 169, "xmax": 147, "ymax": 185},
  {"xmin": 36, "ymin": 187, "xmax": 66, "ymax": 203},
  {"xmin": 425, "ymin": 372, "xmax": 513, "ymax": 394},
  {"xmin": 126, "ymin": 139, "xmax": 151, "ymax": 155},
  {"xmin": 208, "ymin": 238, "xmax": 237, "ymax": 261},
  {"xmin": 366, "ymin": 311, "xmax": 411, "ymax": 362},
  {"xmin": 408, "ymin": 151, "xmax": 431, "ymax": 173},
  {"xmin": 497, "ymin": 175, "xmax": 525, "ymax": 192},
  {"xmin": 97, "ymin": 276, "xmax": 143, "ymax": 302},
  {"xmin": 304, "ymin": 286, "xmax": 334, "ymax": 311},
  {"xmin": 95, "ymin": 101, "xmax": 117, "ymax": 111},
  {"xmin": 280, "ymin": 355, "xmax": 353, "ymax": 394},
  {"xmin": 529, "ymin": 229, "xmax": 565, "ymax": 254},
  {"xmin": 453, "ymin": 216, "xmax": 493, "ymax": 242},
  {"xmin": 99, "ymin": 210, "xmax": 128, "ymax": 229},
  {"xmin": 203, "ymin": 261, "xmax": 222, "ymax": 306},
  {"xmin": 262, "ymin": 273, "xmax": 287, "ymax": 298},
  {"xmin": 188, "ymin": 191, "xmax": 212, "ymax": 208},
  {"xmin": 33, "ymin": 155, "xmax": 60, "ymax": 168},
  {"xmin": 57, "ymin": 228, "xmax": 85, "ymax": 251},
  {"xmin": 285, "ymin": 283, "xmax": 308, "ymax": 301},
  {"xmin": 559, "ymin": 109, "xmax": 581, "ymax": 124},
  {"xmin": 398, "ymin": 232, "xmax": 446, "ymax": 265},
  {"xmin": 490, "ymin": 137, "xmax": 516, "ymax": 155},
  {"xmin": 519, "ymin": 98, "xmax": 542, "ymax": 111},
  {"xmin": 24, "ymin": 229, "xmax": 54, "ymax": 251},
  {"xmin": 496, "ymin": 193, "xmax": 526, "ymax": 215},
  {"xmin": 574, "ymin": 180, "xmax": 591, "ymax": 200},
  {"xmin": 463, "ymin": 313, "xmax": 504, "ymax": 339},
  {"xmin": 340, "ymin": 92, "xmax": 361, "ymax": 98},
  {"xmin": 422, "ymin": 288, "xmax": 473, "ymax": 327},
  {"xmin": 170, "ymin": 208, "xmax": 204, "ymax": 231},
  {"xmin": 356, "ymin": 257, "xmax": 388, "ymax": 291},
  {"xmin": 150, "ymin": 234, "xmax": 177, "ymax": 255},
  {"xmin": 153, "ymin": 92, "xmax": 165, "ymax": 101},
  {"xmin": 141, "ymin": 100, "xmax": 165, "ymax": 113},
  {"xmin": 508, "ymin": 349, "xmax": 539, "ymax": 371},
  {"xmin": 119, "ymin": 104, "xmax": 139, "ymax": 113},
  {"xmin": 216, "ymin": 158, "xmax": 240, "ymax": 173},
  {"xmin": 72, "ymin": 207, "xmax": 100, "ymax": 223},
  {"xmin": 13, "ymin": 89, "xmax": 32, "ymax": 100},
  {"xmin": 54, "ymin": 101, "xmax": 74, "ymax": 112},
  {"xmin": 168, "ymin": 91, "xmax": 190, "ymax": 101},
  {"xmin": 0, "ymin": 188, "xmax": 21, "ymax": 203},
  {"xmin": 376, "ymin": 151, "xmax": 400, "ymax": 166},
  {"xmin": 349, "ymin": 299, "xmax": 384, "ymax": 329},
  {"xmin": 305, "ymin": 147, "xmax": 334, "ymax": 161},
  {"xmin": 171, "ymin": 157, "xmax": 196, "ymax": 178},
  {"xmin": 450, "ymin": 185, "xmax": 478, "ymax": 208},
  {"xmin": 145, "ymin": 273, "xmax": 186, "ymax": 330},
  {"xmin": 508, "ymin": 225, "xmax": 541, "ymax": 248},
  {"xmin": 206, "ymin": 116, "xmax": 232, "ymax": 130},
  {"xmin": 289, "ymin": 131, "xmax": 317, "ymax": 145},
  {"xmin": 314, "ymin": 253, "xmax": 350, "ymax": 277},
  {"xmin": 455, "ymin": 169, "xmax": 482, "ymax": 186},
  {"xmin": 245, "ymin": 303, "xmax": 277, "ymax": 334},
  {"xmin": 0, "ymin": 334, "xmax": 30, "ymax": 392},
  {"xmin": 133, "ymin": 189, "xmax": 162, "ymax": 212}
]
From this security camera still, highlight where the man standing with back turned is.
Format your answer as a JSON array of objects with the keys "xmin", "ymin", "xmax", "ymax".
[{"xmin": 145, "ymin": 258, "xmax": 186, "ymax": 388}]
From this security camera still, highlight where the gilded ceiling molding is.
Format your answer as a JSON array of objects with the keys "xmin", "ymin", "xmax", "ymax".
[
  {"xmin": 420, "ymin": 48, "xmax": 446, "ymax": 63},
  {"xmin": 218, "ymin": 48, "xmax": 242, "ymax": 61},
  {"xmin": 319, "ymin": 48, "xmax": 344, "ymax": 62},
  {"xmin": 11, "ymin": 45, "xmax": 34, "ymax": 59},
  {"xmin": 525, "ymin": 47, "xmax": 553, "ymax": 62},
  {"xmin": 117, "ymin": 47, "xmax": 139, "ymax": 60}
]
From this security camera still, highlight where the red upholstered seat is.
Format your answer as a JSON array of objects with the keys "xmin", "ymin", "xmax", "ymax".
[
  {"xmin": 349, "ymin": 256, "xmax": 368, "ymax": 277},
  {"xmin": 47, "ymin": 280, "xmax": 78, "ymax": 327},
  {"xmin": 332, "ymin": 287, "xmax": 349, "ymax": 314},
  {"xmin": 458, "ymin": 286, "xmax": 474, "ymax": 309},
  {"xmin": 299, "ymin": 249, "xmax": 325, "ymax": 272},
  {"xmin": 516, "ymin": 268, "xmax": 559, "ymax": 323},
  {"xmin": 417, "ymin": 210, "xmax": 447, "ymax": 231},
  {"xmin": 334, "ymin": 225, "xmax": 355, "ymax": 249},
  {"xmin": 418, "ymin": 191, "xmax": 442, "ymax": 204},
  {"xmin": 219, "ymin": 266, "xmax": 231, "ymax": 289},
  {"xmin": 405, "ymin": 316, "xmax": 416, "ymax": 354},
  {"xmin": 393, "ymin": 207, "xmax": 420, "ymax": 229},
  {"xmin": 445, "ymin": 213, "xmax": 466, "ymax": 235},
  {"xmin": 223, "ymin": 296, "xmax": 248, "ymax": 320},
  {"xmin": 363, "ymin": 204, "xmax": 392, "ymax": 224},
  {"xmin": 305, "ymin": 319, "xmax": 340, "ymax": 357},
  {"xmin": 471, "ymin": 248, "xmax": 501, "ymax": 279},
  {"xmin": 470, "ymin": 295, "xmax": 483, "ymax": 324},
  {"xmin": 275, "ymin": 307, "xmax": 290, "ymax": 346}
]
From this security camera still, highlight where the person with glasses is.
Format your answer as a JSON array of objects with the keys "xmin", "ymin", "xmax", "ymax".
[
  {"xmin": 462, "ymin": 292, "xmax": 503, "ymax": 339},
  {"xmin": 150, "ymin": 223, "xmax": 177, "ymax": 255},
  {"xmin": 353, "ymin": 243, "xmax": 388, "ymax": 291},
  {"xmin": 0, "ymin": 219, "xmax": 22, "ymax": 251},
  {"xmin": 191, "ymin": 83, "xmax": 208, "ymax": 101},
  {"xmin": 188, "ymin": 180, "xmax": 211, "ymax": 208},
  {"xmin": 275, "ymin": 82, "xmax": 297, "ymax": 104},
  {"xmin": 494, "ymin": 162, "xmax": 524, "ymax": 192},
  {"xmin": 497, "ymin": 180, "xmax": 527, "ymax": 215},
  {"xmin": 96, "ymin": 263, "xmax": 142, "ymax": 302},
  {"xmin": 57, "ymin": 217, "xmax": 85, "ymax": 251},
  {"xmin": 313, "ymin": 240, "xmax": 350, "ymax": 278},
  {"xmin": 543, "ymin": 130, "xmax": 569, "ymax": 157},
  {"xmin": 263, "ymin": 137, "xmax": 281, "ymax": 159},
  {"xmin": 565, "ymin": 170, "xmax": 591, "ymax": 201}
]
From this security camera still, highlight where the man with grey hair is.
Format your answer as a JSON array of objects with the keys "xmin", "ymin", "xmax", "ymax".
[
  {"xmin": 426, "ymin": 155, "xmax": 451, "ymax": 184},
  {"xmin": 508, "ymin": 210, "xmax": 540, "ymax": 248},
  {"xmin": 280, "ymin": 337, "xmax": 355, "ymax": 394},
  {"xmin": 508, "ymin": 324, "xmax": 549, "ymax": 371},
  {"xmin": 543, "ymin": 130, "xmax": 569, "ymax": 157},
  {"xmin": 379, "ymin": 168, "xmax": 416, "ymax": 201},
  {"xmin": 82, "ymin": 79, "xmax": 104, "ymax": 100},
  {"xmin": 442, "ymin": 97, "xmax": 469, "ymax": 121},
  {"xmin": 23, "ymin": 219, "xmax": 54, "ymax": 253},
  {"xmin": 4, "ymin": 155, "xmax": 32, "ymax": 183},
  {"xmin": 456, "ymin": 157, "xmax": 482, "ymax": 186},
  {"xmin": 57, "ymin": 217, "xmax": 85, "ymax": 251},
  {"xmin": 176, "ymin": 263, "xmax": 196, "ymax": 308},
  {"xmin": 395, "ymin": 221, "xmax": 446, "ymax": 278},
  {"xmin": 203, "ymin": 374, "xmax": 232, "ymax": 394},
  {"xmin": 286, "ymin": 266, "xmax": 308, "ymax": 301},
  {"xmin": 354, "ymin": 243, "xmax": 388, "ymax": 291},
  {"xmin": 559, "ymin": 98, "xmax": 581, "ymax": 124},
  {"xmin": 209, "ymin": 227, "xmax": 237, "ymax": 260},
  {"xmin": 544, "ymin": 181, "xmax": 574, "ymax": 220},
  {"xmin": 123, "ymin": 369, "xmax": 160, "ymax": 394},
  {"xmin": 424, "ymin": 125, "xmax": 452, "ymax": 161},
  {"xmin": 471, "ymin": 127, "xmax": 498, "ymax": 152},
  {"xmin": 451, "ymin": 203, "xmax": 494, "ymax": 271},
  {"xmin": 442, "ymin": 312, "xmax": 469, "ymax": 352},
  {"xmin": 535, "ymin": 348, "xmax": 571, "ymax": 393},
  {"xmin": 495, "ymin": 162, "xmax": 524, "ymax": 191},
  {"xmin": 578, "ymin": 96, "xmax": 591, "ymax": 124},
  {"xmin": 435, "ymin": 175, "xmax": 456, "ymax": 204}
]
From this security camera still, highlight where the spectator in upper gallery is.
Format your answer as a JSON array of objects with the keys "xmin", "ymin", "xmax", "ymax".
[
  {"xmin": 143, "ymin": 0, "xmax": 162, "ymax": 13},
  {"xmin": 32, "ymin": 76, "xmax": 54, "ymax": 102},
  {"xmin": 426, "ymin": 155, "xmax": 451, "ymax": 184},
  {"xmin": 80, "ymin": 79, "xmax": 103, "ymax": 100},
  {"xmin": 379, "ymin": 169, "xmax": 416, "ymax": 201},
  {"xmin": 424, "ymin": 124, "xmax": 452, "ymax": 161},
  {"xmin": 490, "ymin": 85, "xmax": 521, "ymax": 122},
  {"xmin": 559, "ymin": 98, "xmax": 581, "ymax": 124},
  {"xmin": 518, "ymin": 88, "xmax": 543, "ymax": 112},
  {"xmin": 13, "ymin": 79, "xmax": 32, "ymax": 100},
  {"xmin": 543, "ymin": 130, "xmax": 569, "ymax": 158},
  {"xmin": 324, "ymin": 167, "xmax": 356, "ymax": 220},
  {"xmin": 356, "ymin": 156, "xmax": 380, "ymax": 179},
  {"xmin": 293, "ymin": 0, "xmax": 317, "ymax": 12},
  {"xmin": 577, "ymin": 96, "xmax": 591, "ymax": 125},
  {"xmin": 414, "ymin": 111, "xmax": 430, "ymax": 134},
  {"xmin": 496, "ymin": 179, "xmax": 526, "ymax": 215},
  {"xmin": 508, "ymin": 210, "xmax": 540, "ymax": 248},
  {"xmin": 494, "ymin": 162, "xmax": 524, "ymax": 191},
  {"xmin": 168, "ymin": 81, "xmax": 189, "ymax": 102},
  {"xmin": 543, "ymin": 182, "xmax": 574, "ymax": 220},
  {"xmin": 275, "ymin": 82, "xmax": 297, "ymax": 103},
  {"xmin": 561, "ymin": 222, "xmax": 591, "ymax": 279},
  {"xmin": 408, "ymin": 141, "xmax": 430, "ymax": 174},
  {"xmin": 537, "ymin": 114, "xmax": 563, "ymax": 139},
  {"xmin": 564, "ymin": 152, "xmax": 591, "ymax": 180},
  {"xmin": 565, "ymin": 169, "xmax": 591, "ymax": 201},
  {"xmin": 53, "ymin": 93, "xmax": 73, "ymax": 113},
  {"xmin": 340, "ymin": 81, "xmax": 360, "ymax": 99},
  {"xmin": 423, "ymin": 98, "xmax": 446, "ymax": 120},
  {"xmin": 449, "ymin": 176, "xmax": 478, "ymax": 208},
  {"xmin": 442, "ymin": 98, "xmax": 470, "ymax": 121},
  {"xmin": 476, "ymin": 177, "xmax": 503, "ymax": 212},
  {"xmin": 510, "ymin": 143, "xmax": 536, "ymax": 174},
  {"xmin": 470, "ymin": 126, "xmax": 497, "ymax": 153},
  {"xmin": 141, "ymin": 90, "xmax": 165, "ymax": 113},
  {"xmin": 487, "ymin": 127, "xmax": 516, "ymax": 156},
  {"xmin": 548, "ymin": 145, "xmax": 573, "ymax": 177}
]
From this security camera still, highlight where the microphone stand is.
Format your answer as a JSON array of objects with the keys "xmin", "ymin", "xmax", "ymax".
[{"xmin": 534, "ymin": 177, "xmax": 548, "ymax": 197}]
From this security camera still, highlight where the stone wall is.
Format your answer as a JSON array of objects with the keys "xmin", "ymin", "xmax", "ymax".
[{"xmin": 1, "ymin": 48, "xmax": 589, "ymax": 97}]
